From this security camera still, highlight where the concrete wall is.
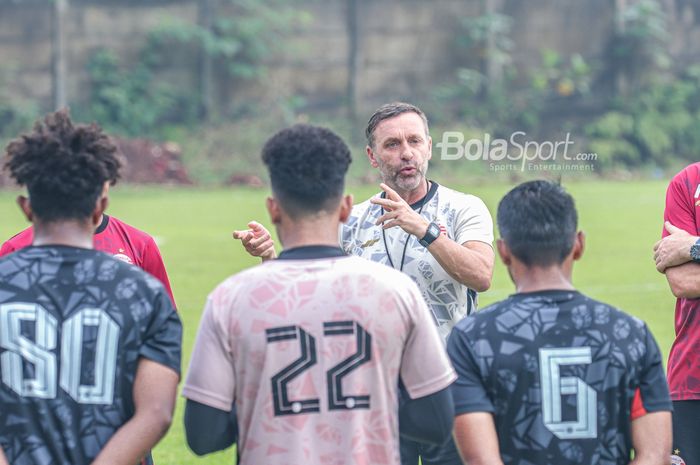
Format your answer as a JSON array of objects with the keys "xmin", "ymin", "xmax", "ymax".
[{"xmin": 0, "ymin": 0, "xmax": 698, "ymax": 116}]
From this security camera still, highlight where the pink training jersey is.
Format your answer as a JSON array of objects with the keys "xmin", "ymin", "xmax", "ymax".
[
  {"xmin": 183, "ymin": 247, "xmax": 456, "ymax": 465},
  {"xmin": 663, "ymin": 161, "xmax": 700, "ymax": 401},
  {"xmin": 0, "ymin": 214, "xmax": 175, "ymax": 306}
]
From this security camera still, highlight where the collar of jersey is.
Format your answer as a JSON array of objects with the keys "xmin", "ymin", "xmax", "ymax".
[
  {"xmin": 380, "ymin": 179, "xmax": 439, "ymax": 210},
  {"xmin": 95, "ymin": 214, "xmax": 110, "ymax": 234},
  {"xmin": 509, "ymin": 289, "xmax": 582, "ymax": 301},
  {"xmin": 278, "ymin": 245, "xmax": 347, "ymax": 260}
]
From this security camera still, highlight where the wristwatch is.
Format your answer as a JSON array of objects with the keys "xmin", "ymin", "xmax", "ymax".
[
  {"xmin": 691, "ymin": 237, "xmax": 700, "ymax": 263},
  {"xmin": 419, "ymin": 222, "xmax": 441, "ymax": 248}
]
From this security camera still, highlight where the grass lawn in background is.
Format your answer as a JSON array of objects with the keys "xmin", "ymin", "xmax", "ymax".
[{"xmin": 0, "ymin": 179, "xmax": 677, "ymax": 465}]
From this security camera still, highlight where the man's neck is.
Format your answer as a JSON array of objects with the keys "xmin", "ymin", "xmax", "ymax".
[
  {"xmin": 32, "ymin": 220, "xmax": 95, "ymax": 249},
  {"xmin": 511, "ymin": 264, "xmax": 575, "ymax": 294},
  {"xmin": 393, "ymin": 179, "xmax": 430, "ymax": 205},
  {"xmin": 277, "ymin": 217, "xmax": 341, "ymax": 251}
]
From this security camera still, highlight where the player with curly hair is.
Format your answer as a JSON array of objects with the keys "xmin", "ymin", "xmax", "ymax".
[
  {"xmin": 0, "ymin": 114, "xmax": 176, "ymax": 305},
  {"xmin": 0, "ymin": 110, "xmax": 182, "ymax": 465}
]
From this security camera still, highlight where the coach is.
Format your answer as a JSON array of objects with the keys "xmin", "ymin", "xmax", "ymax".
[{"xmin": 341, "ymin": 102, "xmax": 494, "ymax": 342}]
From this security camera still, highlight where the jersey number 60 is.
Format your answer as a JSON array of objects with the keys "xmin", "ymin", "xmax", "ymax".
[{"xmin": 0, "ymin": 303, "xmax": 120, "ymax": 405}]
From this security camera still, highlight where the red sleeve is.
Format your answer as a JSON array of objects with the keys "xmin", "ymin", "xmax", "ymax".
[
  {"xmin": 0, "ymin": 240, "xmax": 16, "ymax": 257},
  {"xmin": 630, "ymin": 387, "xmax": 648, "ymax": 421},
  {"xmin": 663, "ymin": 168, "xmax": 697, "ymax": 237},
  {"xmin": 141, "ymin": 237, "xmax": 176, "ymax": 309},
  {"xmin": 0, "ymin": 227, "xmax": 34, "ymax": 257}
]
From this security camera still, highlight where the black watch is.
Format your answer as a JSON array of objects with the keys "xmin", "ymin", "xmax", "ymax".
[
  {"xmin": 691, "ymin": 237, "xmax": 700, "ymax": 263},
  {"xmin": 419, "ymin": 222, "xmax": 441, "ymax": 248}
]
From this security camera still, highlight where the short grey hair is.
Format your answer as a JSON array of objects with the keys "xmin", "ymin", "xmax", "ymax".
[{"xmin": 365, "ymin": 102, "xmax": 430, "ymax": 148}]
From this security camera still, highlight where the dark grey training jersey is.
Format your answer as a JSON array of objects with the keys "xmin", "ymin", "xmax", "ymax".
[
  {"xmin": 448, "ymin": 290, "xmax": 671, "ymax": 465},
  {"xmin": 0, "ymin": 246, "xmax": 182, "ymax": 465}
]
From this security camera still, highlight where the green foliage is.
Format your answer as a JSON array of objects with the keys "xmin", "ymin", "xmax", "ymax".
[
  {"xmin": 84, "ymin": 49, "xmax": 197, "ymax": 137},
  {"xmin": 146, "ymin": 0, "xmax": 309, "ymax": 80},
  {"xmin": 613, "ymin": 0, "xmax": 670, "ymax": 89},
  {"xmin": 81, "ymin": 0, "xmax": 309, "ymax": 138},
  {"xmin": 531, "ymin": 50, "xmax": 594, "ymax": 97},
  {"xmin": 585, "ymin": 65, "xmax": 700, "ymax": 168},
  {"xmin": 0, "ymin": 67, "xmax": 39, "ymax": 144},
  {"xmin": 459, "ymin": 13, "xmax": 513, "ymax": 71}
]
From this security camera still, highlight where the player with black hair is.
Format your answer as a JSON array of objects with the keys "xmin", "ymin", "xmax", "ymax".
[
  {"xmin": 0, "ymin": 110, "xmax": 182, "ymax": 465},
  {"xmin": 183, "ymin": 124, "xmax": 456, "ymax": 465},
  {"xmin": 0, "ymin": 115, "xmax": 176, "ymax": 305},
  {"xmin": 447, "ymin": 180, "xmax": 672, "ymax": 465}
]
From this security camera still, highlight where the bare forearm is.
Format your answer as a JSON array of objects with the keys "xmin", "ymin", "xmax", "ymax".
[
  {"xmin": 427, "ymin": 237, "xmax": 494, "ymax": 291},
  {"xmin": 0, "ymin": 447, "xmax": 8, "ymax": 465},
  {"xmin": 629, "ymin": 411, "xmax": 672, "ymax": 465},
  {"xmin": 666, "ymin": 262, "xmax": 700, "ymax": 298},
  {"xmin": 92, "ymin": 412, "xmax": 172, "ymax": 465},
  {"xmin": 454, "ymin": 413, "xmax": 503, "ymax": 465}
]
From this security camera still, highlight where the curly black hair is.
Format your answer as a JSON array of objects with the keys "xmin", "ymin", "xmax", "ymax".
[
  {"xmin": 3, "ymin": 109, "xmax": 121, "ymax": 222},
  {"xmin": 262, "ymin": 124, "xmax": 352, "ymax": 218}
]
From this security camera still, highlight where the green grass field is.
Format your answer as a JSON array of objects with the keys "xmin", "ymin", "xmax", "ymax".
[{"xmin": 0, "ymin": 180, "xmax": 678, "ymax": 464}]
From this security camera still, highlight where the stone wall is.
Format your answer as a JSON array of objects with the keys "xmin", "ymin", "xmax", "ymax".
[{"xmin": 1, "ymin": 0, "xmax": 699, "ymax": 116}]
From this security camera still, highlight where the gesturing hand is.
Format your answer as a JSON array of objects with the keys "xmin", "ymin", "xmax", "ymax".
[
  {"xmin": 233, "ymin": 221, "xmax": 277, "ymax": 261},
  {"xmin": 653, "ymin": 221, "xmax": 698, "ymax": 272},
  {"xmin": 370, "ymin": 183, "xmax": 429, "ymax": 238}
]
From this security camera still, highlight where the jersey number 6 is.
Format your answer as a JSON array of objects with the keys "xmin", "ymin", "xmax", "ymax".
[{"xmin": 266, "ymin": 321, "xmax": 371, "ymax": 417}]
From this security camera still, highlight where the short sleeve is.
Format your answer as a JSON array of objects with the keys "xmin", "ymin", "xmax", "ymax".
[
  {"xmin": 139, "ymin": 287, "xmax": 182, "ymax": 377},
  {"xmin": 140, "ymin": 236, "xmax": 176, "ymax": 308},
  {"xmin": 0, "ymin": 241, "xmax": 15, "ymax": 257},
  {"xmin": 453, "ymin": 195, "xmax": 494, "ymax": 246},
  {"xmin": 182, "ymin": 294, "xmax": 236, "ymax": 412},
  {"xmin": 446, "ymin": 326, "xmax": 495, "ymax": 414},
  {"xmin": 663, "ymin": 169, "xmax": 697, "ymax": 237},
  {"xmin": 399, "ymin": 284, "xmax": 457, "ymax": 399},
  {"xmin": 636, "ymin": 325, "xmax": 673, "ymax": 414}
]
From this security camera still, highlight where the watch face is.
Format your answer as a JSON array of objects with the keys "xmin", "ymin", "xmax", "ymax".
[
  {"xmin": 428, "ymin": 223, "xmax": 440, "ymax": 237},
  {"xmin": 692, "ymin": 241, "xmax": 700, "ymax": 261}
]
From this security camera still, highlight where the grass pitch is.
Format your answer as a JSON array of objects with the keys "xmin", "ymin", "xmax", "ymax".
[{"xmin": 0, "ymin": 180, "xmax": 676, "ymax": 464}]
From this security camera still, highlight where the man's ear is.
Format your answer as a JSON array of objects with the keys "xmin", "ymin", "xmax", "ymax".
[
  {"xmin": 266, "ymin": 197, "xmax": 282, "ymax": 225},
  {"xmin": 339, "ymin": 194, "xmax": 354, "ymax": 223},
  {"xmin": 427, "ymin": 135, "xmax": 433, "ymax": 160},
  {"xmin": 496, "ymin": 238, "xmax": 512, "ymax": 266},
  {"xmin": 572, "ymin": 231, "xmax": 585, "ymax": 261},
  {"xmin": 366, "ymin": 146, "xmax": 379, "ymax": 168},
  {"xmin": 91, "ymin": 196, "xmax": 108, "ymax": 228},
  {"xmin": 16, "ymin": 195, "xmax": 32, "ymax": 222}
]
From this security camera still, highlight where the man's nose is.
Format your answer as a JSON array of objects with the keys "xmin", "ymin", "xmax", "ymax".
[{"xmin": 400, "ymin": 141, "xmax": 413, "ymax": 159}]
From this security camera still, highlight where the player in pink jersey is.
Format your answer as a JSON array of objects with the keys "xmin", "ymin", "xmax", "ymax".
[
  {"xmin": 0, "ymin": 216, "xmax": 175, "ymax": 306},
  {"xmin": 182, "ymin": 124, "xmax": 456, "ymax": 465},
  {"xmin": 653, "ymin": 161, "xmax": 700, "ymax": 465}
]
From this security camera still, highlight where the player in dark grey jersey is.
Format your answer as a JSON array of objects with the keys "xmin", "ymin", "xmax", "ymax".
[
  {"xmin": 448, "ymin": 180, "xmax": 672, "ymax": 465},
  {"xmin": 0, "ymin": 110, "xmax": 182, "ymax": 465}
]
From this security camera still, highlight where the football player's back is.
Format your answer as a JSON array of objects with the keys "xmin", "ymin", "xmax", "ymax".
[
  {"xmin": 186, "ymin": 253, "xmax": 452, "ymax": 465},
  {"xmin": 0, "ymin": 110, "xmax": 182, "ymax": 465},
  {"xmin": 0, "ymin": 248, "xmax": 180, "ymax": 465}
]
